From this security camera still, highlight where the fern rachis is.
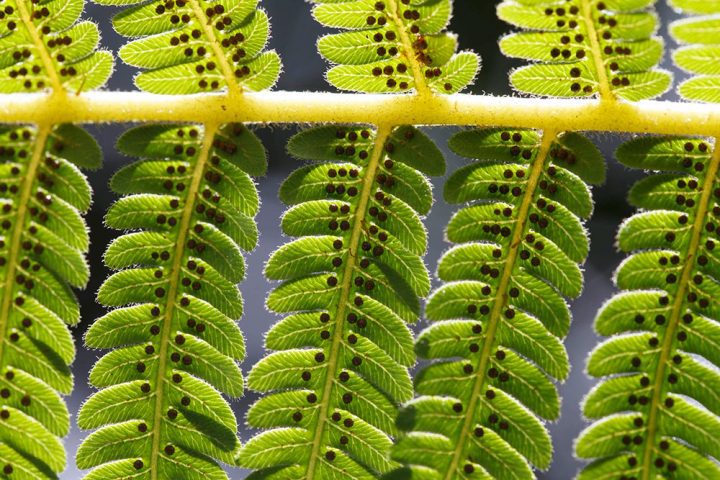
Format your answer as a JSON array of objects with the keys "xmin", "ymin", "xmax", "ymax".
[
  {"xmin": 313, "ymin": 0, "xmax": 478, "ymax": 95},
  {"xmin": 574, "ymin": 2, "xmax": 720, "ymax": 478},
  {"xmin": 97, "ymin": 0, "xmax": 281, "ymax": 95},
  {"xmin": 634, "ymin": 141, "xmax": 720, "ymax": 474},
  {"xmin": 239, "ymin": 1, "xmax": 474, "ymax": 477},
  {"xmin": 498, "ymin": 0, "xmax": 670, "ymax": 101},
  {"xmin": 74, "ymin": 1, "xmax": 281, "ymax": 477},
  {"xmin": 0, "ymin": 121, "xmax": 102, "ymax": 477}
]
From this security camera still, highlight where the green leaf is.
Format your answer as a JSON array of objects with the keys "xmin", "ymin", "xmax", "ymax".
[
  {"xmin": 396, "ymin": 127, "xmax": 595, "ymax": 478},
  {"xmin": 577, "ymin": 136, "xmax": 720, "ymax": 479},
  {"xmin": 242, "ymin": 125, "xmax": 443, "ymax": 478},
  {"xmin": 0, "ymin": 123, "xmax": 97, "ymax": 478},
  {"xmin": 78, "ymin": 123, "xmax": 262, "ymax": 479},
  {"xmin": 671, "ymin": 17, "xmax": 720, "ymax": 45},
  {"xmin": 0, "ymin": 407, "xmax": 66, "ymax": 472},
  {"xmin": 679, "ymin": 76, "xmax": 720, "ymax": 102},
  {"xmin": 311, "ymin": 0, "xmax": 477, "ymax": 94},
  {"xmin": 0, "ymin": 0, "xmax": 112, "ymax": 94},
  {"xmin": 499, "ymin": 0, "xmax": 670, "ymax": 101},
  {"xmin": 674, "ymin": 46, "xmax": 720, "ymax": 75},
  {"xmin": 387, "ymin": 126, "xmax": 445, "ymax": 176},
  {"xmin": 554, "ymin": 132, "xmax": 607, "ymax": 185},
  {"xmin": 670, "ymin": 3, "xmax": 720, "ymax": 102},
  {"xmin": 104, "ymin": 0, "xmax": 279, "ymax": 94},
  {"xmin": 670, "ymin": 0, "xmax": 720, "ymax": 14}
]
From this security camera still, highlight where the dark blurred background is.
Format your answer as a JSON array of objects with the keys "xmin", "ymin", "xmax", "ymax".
[{"xmin": 64, "ymin": 1, "xmax": 684, "ymax": 478}]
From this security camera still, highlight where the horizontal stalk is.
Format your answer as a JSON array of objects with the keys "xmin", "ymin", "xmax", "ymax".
[{"xmin": 3, "ymin": 92, "xmax": 720, "ymax": 136}]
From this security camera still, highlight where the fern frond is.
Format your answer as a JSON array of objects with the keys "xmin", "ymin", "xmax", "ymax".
[
  {"xmin": 239, "ymin": 124, "xmax": 445, "ymax": 479},
  {"xmin": 498, "ymin": 0, "xmax": 671, "ymax": 100},
  {"xmin": 391, "ymin": 128, "xmax": 605, "ymax": 479},
  {"xmin": 92, "ymin": 0, "xmax": 280, "ymax": 94},
  {"xmin": 575, "ymin": 136, "xmax": 720, "ymax": 479},
  {"xmin": 0, "ymin": 0, "xmax": 112, "ymax": 93},
  {"xmin": 76, "ymin": 122, "xmax": 265, "ymax": 479},
  {"xmin": 0, "ymin": 123, "xmax": 100, "ymax": 478},
  {"xmin": 310, "ymin": 0, "xmax": 479, "ymax": 95},
  {"xmin": 670, "ymin": 0, "xmax": 720, "ymax": 102}
]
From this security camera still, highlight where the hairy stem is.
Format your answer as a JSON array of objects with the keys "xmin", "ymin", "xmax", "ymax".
[
  {"xmin": 0, "ymin": 124, "xmax": 50, "ymax": 366},
  {"xmin": 0, "ymin": 93, "xmax": 718, "ymax": 137},
  {"xmin": 386, "ymin": 0, "xmax": 431, "ymax": 97},
  {"xmin": 16, "ymin": 1, "xmax": 63, "ymax": 92},
  {"xmin": 639, "ymin": 141, "xmax": 720, "ymax": 479},
  {"xmin": 579, "ymin": 0, "xmax": 612, "ymax": 99},
  {"xmin": 442, "ymin": 131, "xmax": 557, "ymax": 479},
  {"xmin": 304, "ymin": 126, "xmax": 391, "ymax": 480},
  {"xmin": 187, "ymin": 0, "xmax": 241, "ymax": 95},
  {"xmin": 148, "ymin": 123, "xmax": 217, "ymax": 478}
]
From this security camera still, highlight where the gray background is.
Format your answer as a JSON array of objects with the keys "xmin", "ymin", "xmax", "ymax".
[{"xmin": 63, "ymin": 1, "xmax": 683, "ymax": 478}]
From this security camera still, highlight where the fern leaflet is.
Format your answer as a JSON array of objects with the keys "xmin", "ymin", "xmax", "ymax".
[
  {"xmin": 0, "ymin": 123, "xmax": 99, "ymax": 479},
  {"xmin": 389, "ymin": 128, "xmax": 605, "ymax": 479},
  {"xmin": 76, "ymin": 123, "xmax": 265, "ymax": 479},
  {"xmin": 575, "ymin": 136, "xmax": 720, "ymax": 479},
  {"xmin": 91, "ymin": 0, "xmax": 281, "ymax": 94},
  {"xmin": 670, "ymin": 0, "xmax": 720, "ymax": 102},
  {"xmin": 498, "ymin": 0, "xmax": 670, "ymax": 100},
  {"xmin": 311, "ymin": 0, "xmax": 479, "ymax": 95},
  {"xmin": 0, "ymin": 0, "xmax": 112, "ymax": 93},
  {"xmin": 239, "ymin": 125, "xmax": 445, "ymax": 479}
]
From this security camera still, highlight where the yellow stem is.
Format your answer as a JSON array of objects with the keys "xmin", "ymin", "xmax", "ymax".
[
  {"xmin": 16, "ymin": 0, "xmax": 63, "ymax": 92},
  {"xmin": 187, "ymin": 0, "xmax": 241, "ymax": 96},
  {"xmin": 386, "ymin": 0, "xmax": 431, "ymax": 97},
  {"xmin": 580, "ymin": 0, "xmax": 613, "ymax": 100},
  {"xmin": 0, "ymin": 93, "xmax": 718, "ymax": 137}
]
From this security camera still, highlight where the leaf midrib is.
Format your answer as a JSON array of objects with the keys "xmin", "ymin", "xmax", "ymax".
[
  {"xmin": 148, "ymin": 123, "xmax": 218, "ymax": 479},
  {"xmin": 580, "ymin": 0, "xmax": 612, "ymax": 99},
  {"xmin": 442, "ymin": 130, "xmax": 556, "ymax": 480},
  {"xmin": 304, "ymin": 126, "xmax": 391, "ymax": 480},
  {"xmin": 386, "ymin": 0, "xmax": 431, "ymax": 97},
  {"xmin": 187, "ymin": 0, "xmax": 240, "ymax": 95},
  {"xmin": 639, "ymin": 143, "xmax": 720, "ymax": 479},
  {"xmin": 17, "ymin": 0, "xmax": 63, "ymax": 92}
]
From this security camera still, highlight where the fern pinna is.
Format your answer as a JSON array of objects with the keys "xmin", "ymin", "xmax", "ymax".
[
  {"xmin": 0, "ymin": 0, "xmax": 110, "ymax": 477},
  {"xmin": 498, "ymin": 0, "xmax": 670, "ymax": 100},
  {"xmin": 0, "ymin": 0, "xmax": 112, "ymax": 93},
  {"xmin": 91, "ymin": 0, "xmax": 280, "ymax": 94},
  {"xmin": 670, "ymin": 0, "xmax": 720, "ymax": 102},
  {"xmin": 389, "ymin": 129, "xmax": 605, "ymax": 479},
  {"xmin": 239, "ymin": 125, "xmax": 444, "ymax": 478},
  {"xmin": 76, "ymin": 123, "xmax": 264, "ymax": 479},
  {"xmin": 575, "ymin": 137, "xmax": 720, "ymax": 479},
  {"xmin": 0, "ymin": 125, "xmax": 100, "ymax": 479},
  {"xmin": 312, "ymin": 0, "xmax": 478, "ymax": 95}
]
